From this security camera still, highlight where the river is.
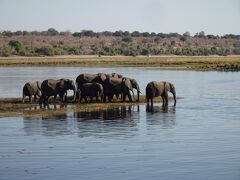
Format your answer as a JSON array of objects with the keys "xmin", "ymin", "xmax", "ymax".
[{"xmin": 0, "ymin": 67, "xmax": 240, "ymax": 180}]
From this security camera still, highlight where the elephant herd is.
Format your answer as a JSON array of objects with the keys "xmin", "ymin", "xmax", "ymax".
[{"xmin": 22, "ymin": 72, "xmax": 176, "ymax": 107}]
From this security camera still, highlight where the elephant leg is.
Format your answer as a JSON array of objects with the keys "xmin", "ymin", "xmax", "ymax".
[
  {"xmin": 122, "ymin": 94, "xmax": 126, "ymax": 102},
  {"xmin": 165, "ymin": 93, "xmax": 169, "ymax": 106},
  {"xmin": 108, "ymin": 95, "xmax": 112, "ymax": 102},
  {"xmin": 29, "ymin": 96, "xmax": 32, "ymax": 103},
  {"xmin": 22, "ymin": 95, "xmax": 26, "ymax": 103},
  {"xmin": 127, "ymin": 92, "xmax": 132, "ymax": 102},
  {"xmin": 151, "ymin": 98, "xmax": 153, "ymax": 106},
  {"xmin": 54, "ymin": 94, "xmax": 57, "ymax": 102},
  {"xmin": 64, "ymin": 91, "xmax": 68, "ymax": 102},
  {"xmin": 161, "ymin": 95, "xmax": 165, "ymax": 106},
  {"xmin": 90, "ymin": 97, "xmax": 93, "ymax": 103},
  {"xmin": 103, "ymin": 95, "xmax": 106, "ymax": 102},
  {"xmin": 34, "ymin": 95, "xmax": 37, "ymax": 102}
]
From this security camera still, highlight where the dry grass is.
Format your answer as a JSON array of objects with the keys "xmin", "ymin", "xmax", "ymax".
[{"xmin": 0, "ymin": 56, "xmax": 239, "ymax": 71}]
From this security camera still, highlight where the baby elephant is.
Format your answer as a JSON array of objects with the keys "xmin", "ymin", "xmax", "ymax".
[
  {"xmin": 22, "ymin": 81, "xmax": 42, "ymax": 103},
  {"xmin": 146, "ymin": 81, "xmax": 176, "ymax": 106},
  {"xmin": 77, "ymin": 82, "xmax": 103, "ymax": 103}
]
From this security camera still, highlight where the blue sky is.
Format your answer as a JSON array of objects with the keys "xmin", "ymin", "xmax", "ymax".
[{"xmin": 0, "ymin": 0, "xmax": 239, "ymax": 35}]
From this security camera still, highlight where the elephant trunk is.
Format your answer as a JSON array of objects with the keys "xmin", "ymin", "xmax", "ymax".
[
  {"xmin": 173, "ymin": 92, "xmax": 176, "ymax": 106},
  {"xmin": 137, "ymin": 90, "xmax": 140, "ymax": 102}
]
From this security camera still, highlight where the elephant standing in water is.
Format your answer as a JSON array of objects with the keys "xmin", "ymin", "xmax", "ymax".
[
  {"xmin": 103, "ymin": 77, "xmax": 133, "ymax": 102},
  {"xmin": 77, "ymin": 82, "xmax": 104, "ymax": 103},
  {"xmin": 146, "ymin": 81, "xmax": 176, "ymax": 106},
  {"xmin": 39, "ymin": 79, "xmax": 76, "ymax": 107},
  {"xmin": 75, "ymin": 73, "xmax": 107, "ymax": 89},
  {"xmin": 123, "ymin": 77, "xmax": 141, "ymax": 102},
  {"xmin": 22, "ymin": 81, "xmax": 42, "ymax": 103}
]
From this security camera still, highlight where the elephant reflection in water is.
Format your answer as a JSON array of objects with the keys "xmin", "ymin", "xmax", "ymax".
[
  {"xmin": 23, "ymin": 111, "xmax": 69, "ymax": 136},
  {"xmin": 74, "ymin": 106, "xmax": 139, "ymax": 138},
  {"xmin": 74, "ymin": 105, "xmax": 136, "ymax": 120},
  {"xmin": 145, "ymin": 104, "xmax": 176, "ymax": 128}
]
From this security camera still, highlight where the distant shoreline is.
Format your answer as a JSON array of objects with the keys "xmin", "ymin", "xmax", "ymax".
[{"xmin": 0, "ymin": 55, "xmax": 240, "ymax": 71}]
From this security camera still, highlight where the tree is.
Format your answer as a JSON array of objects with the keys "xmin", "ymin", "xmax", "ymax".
[
  {"xmin": 8, "ymin": 40, "xmax": 24, "ymax": 52},
  {"xmin": 113, "ymin": 30, "xmax": 123, "ymax": 36},
  {"xmin": 131, "ymin": 31, "xmax": 141, "ymax": 37},
  {"xmin": 195, "ymin": 31, "xmax": 205, "ymax": 38},
  {"xmin": 122, "ymin": 36, "xmax": 133, "ymax": 43},
  {"xmin": 183, "ymin": 31, "xmax": 191, "ymax": 37},
  {"xmin": 142, "ymin": 32, "xmax": 150, "ymax": 37},
  {"xmin": 47, "ymin": 28, "xmax": 59, "ymax": 36}
]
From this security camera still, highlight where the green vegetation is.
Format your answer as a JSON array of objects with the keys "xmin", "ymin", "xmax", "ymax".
[{"xmin": 0, "ymin": 29, "xmax": 240, "ymax": 57}]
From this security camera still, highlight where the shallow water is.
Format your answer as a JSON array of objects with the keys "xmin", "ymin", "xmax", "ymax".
[{"xmin": 0, "ymin": 67, "xmax": 240, "ymax": 180}]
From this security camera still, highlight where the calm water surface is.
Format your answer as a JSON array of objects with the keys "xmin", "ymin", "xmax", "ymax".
[{"xmin": 0, "ymin": 67, "xmax": 240, "ymax": 180}]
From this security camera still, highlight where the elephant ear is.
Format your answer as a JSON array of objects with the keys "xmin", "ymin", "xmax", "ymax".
[
  {"xmin": 125, "ymin": 79, "xmax": 133, "ymax": 90},
  {"xmin": 99, "ymin": 74, "xmax": 106, "ymax": 82},
  {"xmin": 169, "ymin": 83, "xmax": 175, "ymax": 91},
  {"xmin": 164, "ymin": 82, "xmax": 171, "ymax": 91}
]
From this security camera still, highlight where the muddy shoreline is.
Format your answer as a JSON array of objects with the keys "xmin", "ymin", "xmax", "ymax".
[{"xmin": 0, "ymin": 96, "xmax": 180, "ymax": 118}]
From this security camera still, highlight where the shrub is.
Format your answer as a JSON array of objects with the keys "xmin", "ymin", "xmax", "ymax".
[
  {"xmin": 122, "ymin": 36, "xmax": 133, "ymax": 43},
  {"xmin": 8, "ymin": 40, "xmax": 24, "ymax": 52},
  {"xmin": 0, "ymin": 46, "xmax": 12, "ymax": 57},
  {"xmin": 66, "ymin": 47, "xmax": 82, "ymax": 55},
  {"xmin": 34, "ymin": 47, "xmax": 54, "ymax": 56}
]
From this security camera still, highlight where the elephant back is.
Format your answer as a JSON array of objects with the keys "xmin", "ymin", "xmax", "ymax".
[
  {"xmin": 41, "ymin": 79, "xmax": 58, "ymax": 95},
  {"xmin": 76, "ymin": 74, "xmax": 97, "ymax": 88}
]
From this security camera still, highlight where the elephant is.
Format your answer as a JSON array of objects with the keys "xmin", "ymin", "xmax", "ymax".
[
  {"xmin": 122, "ymin": 77, "xmax": 141, "ymax": 102},
  {"xmin": 39, "ymin": 79, "xmax": 76, "ymax": 107},
  {"xmin": 111, "ymin": 73, "xmax": 123, "ymax": 78},
  {"xmin": 103, "ymin": 77, "xmax": 133, "ymax": 102},
  {"xmin": 77, "ymin": 82, "xmax": 104, "ymax": 103},
  {"xmin": 22, "ymin": 81, "xmax": 42, "ymax": 103},
  {"xmin": 146, "ymin": 81, "xmax": 176, "ymax": 106},
  {"xmin": 75, "ymin": 73, "xmax": 107, "ymax": 89}
]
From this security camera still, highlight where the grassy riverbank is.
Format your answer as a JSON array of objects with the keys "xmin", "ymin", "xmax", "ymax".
[
  {"xmin": 0, "ymin": 95, "xmax": 179, "ymax": 118},
  {"xmin": 0, "ymin": 56, "xmax": 240, "ymax": 71}
]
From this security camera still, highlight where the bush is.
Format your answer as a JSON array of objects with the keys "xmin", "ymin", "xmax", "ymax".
[
  {"xmin": 141, "ymin": 48, "xmax": 150, "ymax": 55},
  {"xmin": 8, "ymin": 40, "xmax": 24, "ymax": 52},
  {"xmin": 122, "ymin": 36, "xmax": 133, "ymax": 43},
  {"xmin": 66, "ymin": 47, "xmax": 82, "ymax": 55},
  {"xmin": 0, "ymin": 46, "xmax": 12, "ymax": 57},
  {"xmin": 34, "ymin": 47, "xmax": 54, "ymax": 56}
]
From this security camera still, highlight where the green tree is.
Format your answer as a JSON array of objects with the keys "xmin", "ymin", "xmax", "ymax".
[
  {"xmin": 47, "ymin": 28, "xmax": 59, "ymax": 36},
  {"xmin": 122, "ymin": 36, "xmax": 133, "ymax": 43},
  {"xmin": 8, "ymin": 40, "xmax": 24, "ymax": 53}
]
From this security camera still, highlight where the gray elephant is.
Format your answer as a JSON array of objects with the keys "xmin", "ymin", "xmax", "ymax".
[
  {"xmin": 146, "ymin": 81, "xmax": 176, "ymax": 106},
  {"xmin": 123, "ymin": 77, "xmax": 141, "ymax": 102},
  {"xmin": 22, "ymin": 81, "xmax": 42, "ymax": 103},
  {"xmin": 111, "ymin": 73, "xmax": 123, "ymax": 78},
  {"xmin": 77, "ymin": 82, "xmax": 103, "ymax": 103},
  {"xmin": 39, "ymin": 79, "xmax": 76, "ymax": 106},
  {"xmin": 75, "ymin": 73, "xmax": 107, "ymax": 89},
  {"xmin": 103, "ymin": 77, "xmax": 133, "ymax": 102}
]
